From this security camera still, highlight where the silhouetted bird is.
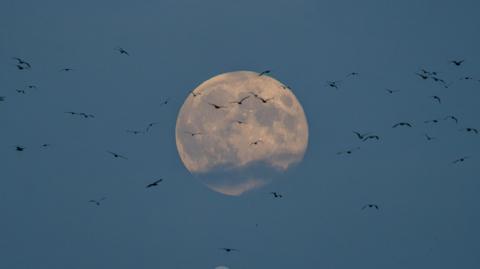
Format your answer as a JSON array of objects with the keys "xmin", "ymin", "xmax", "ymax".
[
  {"xmin": 450, "ymin": 59, "xmax": 465, "ymax": 66},
  {"xmin": 160, "ymin": 97, "xmax": 170, "ymax": 106},
  {"xmin": 393, "ymin": 122, "xmax": 413, "ymax": 128},
  {"xmin": 453, "ymin": 156, "xmax": 470, "ymax": 164},
  {"xmin": 235, "ymin": 120, "xmax": 246, "ymax": 125},
  {"xmin": 424, "ymin": 119, "xmax": 440, "ymax": 124},
  {"xmin": 16, "ymin": 64, "xmax": 27, "ymax": 70},
  {"xmin": 27, "ymin": 85, "xmax": 37, "ymax": 89},
  {"xmin": 220, "ymin": 248, "xmax": 238, "ymax": 253},
  {"xmin": 444, "ymin": 115, "xmax": 459, "ymax": 123},
  {"xmin": 460, "ymin": 76, "xmax": 474, "ymax": 80},
  {"xmin": 362, "ymin": 204, "xmax": 379, "ymax": 210},
  {"xmin": 425, "ymin": 134, "xmax": 436, "ymax": 141},
  {"xmin": 270, "ymin": 192, "xmax": 283, "ymax": 198},
  {"xmin": 415, "ymin": 73, "xmax": 429, "ymax": 80},
  {"xmin": 145, "ymin": 122, "xmax": 161, "ymax": 132},
  {"xmin": 89, "ymin": 197, "xmax": 106, "ymax": 206},
  {"xmin": 250, "ymin": 92, "xmax": 273, "ymax": 103},
  {"xmin": 190, "ymin": 90, "xmax": 201, "ymax": 97},
  {"xmin": 116, "ymin": 47, "xmax": 130, "ymax": 55},
  {"xmin": 0, "ymin": 96, "xmax": 5, "ymax": 102},
  {"xmin": 126, "ymin": 130, "xmax": 144, "ymax": 135},
  {"xmin": 15, "ymin": 146, "xmax": 25, "ymax": 151},
  {"xmin": 16, "ymin": 90, "xmax": 26, "ymax": 94},
  {"xmin": 250, "ymin": 139, "xmax": 263, "ymax": 146},
  {"xmin": 385, "ymin": 89, "xmax": 399, "ymax": 94},
  {"xmin": 258, "ymin": 70, "xmax": 271, "ymax": 76},
  {"xmin": 184, "ymin": 131, "xmax": 202, "ymax": 137},
  {"xmin": 363, "ymin": 135, "xmax": 380, "ymax": 141},
  {"xmin": 146, "ymin": 179, "xmax": 163, "ymax": 188},
  {"xmin": 65, "ymin": 112, "xmax": 94, "ymax": 118},
  {"xmin": 208, "ymin": 103, "xmax": 227, "ymax": 109},
  {"xmin": 60, "ymin": 68, "xmax": 73, "ymax": 72},
  {"xmin": 230, "ymin": 96, "xmax": 250, "ymax": 105},
  {"xmin": 460, "ymin": 127, "xmax": 478, "ymax": 134},
  {"xmin": 107, "ymin": 151, "xmax": 128, "ymax": 160},
  {"xmin": 353, "ymin": 131, "xmax": 371, "ymax": 140},
  {"xmin": 13, "ymin": 57, "xmax": 31, "ymax": 68},
  {"xmin": 41, "ymin": 144, "xmax": 51, "ymax": 148},
  {"xmin": 337, "ymin": 147, "xmax": 360, "ymax": 155},
  {"xmin": 346, "ymin": 72, "xmax": 359, "ymax": 77},
  {"xmin": 326, "ymin": 80, "xmax": 341, "ymax": 89},
  {"xmin": 430, "ymin": 96, "xmax": 441, "ymax": 104}
]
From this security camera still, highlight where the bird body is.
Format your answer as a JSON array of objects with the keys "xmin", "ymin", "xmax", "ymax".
[
  {"xmin": 146, "ymin": 179, "xmax": 163, "ymax": 188},
  {"xmin": 362, "ymin": 204, "xmax": 379, "ymax": 210},
  {"xmin": 107, "ymin": 151, "xmax": 128, "ymax": 159},
  {"xmin": 393, "ymin": 122, "xmax": 413, "ymax": 128}
]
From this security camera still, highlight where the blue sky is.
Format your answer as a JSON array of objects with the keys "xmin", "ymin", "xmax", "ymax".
[{"xmin": 1, "ymin": 0, "xmax": 479, "ymax": 268}]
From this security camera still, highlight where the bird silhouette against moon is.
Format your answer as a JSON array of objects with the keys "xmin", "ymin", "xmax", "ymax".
[{"xmin": 175, "ymin": 71, "xmax": 308, "ymax": 196}]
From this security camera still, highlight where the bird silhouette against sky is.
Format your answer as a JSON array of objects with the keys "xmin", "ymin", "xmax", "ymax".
[
  {"xmin": 220, "ymin": 248, "xmax": 239, "ymax": 253},
  {"xmin": 107, "ymin": 151, "xmax": 128, "ymax": 160},
  {"xmin": 12, "ymin": 57, "xmax": 31, "ymax": 69},
  {"xmin": 337, "ymin": 147, "xmax": 360, "ymax": 155},
  {"xmin": 393, "ymin": 122, "xmax": 413, "ymax": 128},
  {"xmin": 444, "ymin": 115, "xmax": 459, "ymax": 123},
  {"xmin": 270, "ymin": 192, "xmax": 283, "ymax": 198},
  {"xmin": 207, "ymin": 102, "xmax": 227, "ymax": 109},
  {"xmin": 353, "ymin": 131, "xmax": 371, "ymax": 140},
  {"xmin": 460, "ymin": 127, "xmax": 478, "ymax": 134},
  {"xmin": 230, "ymin": 95, "xmax": 250, "ymax": 105},
  {"xmin": 116, "ymin": 47, "xmax": 130, "ymax": 55},
  {"xmin": 146, "ymin": 179, "xmax": 163, "ymax": 188},
  {"xmin": 453, "ymin": 156, "xmax": 470, "ymax": 164},
  {"xmin": 450, "ymin": 59, "xmax": 465, "ymax": 66},
  {"xmin": 362, "ymin": 204, "xmax": 380, "ymax": 210},
  {"xmin": 430, "ymin": 95, "xmax": 441, "ymax": 104},
  {"xmin": 89, "ymin": 197, "xmax": 106, "ymax": 206},
  {"xmin": 258, "ymin": 70, "xmax": 271, "ymax": 76}
]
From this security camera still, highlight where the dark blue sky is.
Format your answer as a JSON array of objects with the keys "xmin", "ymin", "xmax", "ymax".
[{"xmin": 1, "ymin": 0, "xmax": 479, "ymax": 268}]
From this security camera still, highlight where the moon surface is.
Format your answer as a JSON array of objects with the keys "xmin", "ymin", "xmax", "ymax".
[{"xmin": 175, "ymin": 71, "xmax": 308, "ymax": 196}]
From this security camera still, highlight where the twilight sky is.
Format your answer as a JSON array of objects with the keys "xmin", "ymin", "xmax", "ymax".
[{"xmin": 1, "ymin": 0, "xmax": 480, "ymax": 268}]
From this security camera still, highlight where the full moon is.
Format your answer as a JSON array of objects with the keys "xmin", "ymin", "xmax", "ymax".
[{"xmin": 175, "ymin": 71, "xmax": 308, "ymax": 196}]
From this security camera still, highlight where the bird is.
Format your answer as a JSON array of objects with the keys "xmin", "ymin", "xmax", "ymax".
[
  {"xmin": 207, "ymin": 102, "xmax": 227, "ymax": 109},
  {"xmin": 220, "ymin": 248, "xmax": 238, "ymax": 253},
  {"xmin": 346, "ymin": 72, "xmax": 359, "ymax": 77},
  {"xmin": 425, "ymin": 134, "xmax": 436, "ymax": 141},
  {"xmin": 60, "ymin": 68, "xmax": 73, "ymax": 72},
  {"xmin": 27, "ymin": 85, "xmax": 37, "ymax": 89},
  {"xmin": 64, "ymin": 112, "xmax": 94, "ymax": 118},
  {"xmin": 453, "ymin": 156, "xmax": 470, "ymax": 164},
  {"xmin": 15, "ymin": 146, "xmax": 25, "ymax": 151},
  {"xmin": 362, "ymin": 204, "xmax": 379, "ymax": 210},
  {"xmin": 363, "ymin": 135, "xmax": 380, "ymax": 142},
  {"xmin": 385, "ymin": 89, "xmax": 399, "ymax": 94},
  {"xmin": 16, "ymin": 89, "xmax": 26, "ymax": 94},
  {"xmin": 145, "ymin": 122, "xmax": 161, "ymax": 132},
  {"xmin": 430, "ymin": 96, "xmax": 441, "ymax": 104},
  {"xmin": 415, "ymin": 73, "xmax": 429, "ymax": 80},
  {"xmin": 424, "ymin": 119, "xmax": 440, "ymax": 124},
  {"xmin": 326, "ymin": 80, "xmax": 341, "ymax": 89},
  {"xmin": 235, "ymin": 120, "xmax": 246, "ymax": 125},
  {"xmin": 353, "ymin": 131, "xmax": 371, "ymax": 140},
  {"xmin": 337, "ymin": 147, "xmax": 360, "ymax": 155},
  {"xmin": 126, "ymin": 129, "xmax": 144, "ymax": 135},
  {"xmin": 184, "ymin": 131, "xmax": 202, "ymax": 137},
  {"xmin": 450, "ymin": 59, "xmax": 465, "ymax": 66},
  {"xmin": 116, "ymin": 47, "xmax": 130, "ymax": 55},
  {"xmin": 89, "ymin": 197, "xmax": 106, "ymax": 206},
  {"xmin": 41, "ymin": 143, "xmax": 51, "ymax": 148},
  {"xmin": 146, "ymin": 179, "xmax": 163, "ymax": 188},
  {"xmin": 16, "ymin": 64, "xmax": 27, "ymax": 70},
  {"xmin": 393, "ymin": 122, "xmax": 413, "ymax": 128},
  {"xmin": 107, "ymin": 151, "xmax": 128, "ymax": 159},
  {"xmin": 12, "ymin": 57, "xmax": 31, "ymax": 68},
  {"xmin": 160, "ymin": 97, "xmax": 170, "ymax": 106},
  {"xmin": 190, "ymin": 90, "xmax": 201, "ymax": 97},
  {"xmin": 258, "ymin": 70, "xmax": 271, "ymax": 76},
  {"xmin": 270, "ymin": 192, "xmax": 283, "ymax": 198},
  {"xmin": 250, "ymin": 92, "xmax": 274, "ymax": 103},
  {"xmin": 460, "ymin": 76, "xmax": 474, "ymax": 80},
  {"xmin": 250, "ymin": 139, "xmax": 263, "ymax": 146},
  {"xmin": 460, "ymin": 127, "xmax": 478, "ymax": 134},
  {"xmin": 444, "ymin": 115, "xmax": 459, "ymax": 123},
  {"xmin": 230, "ymin": 96, "xmax": 250, "ymax": 105},
  {"xmin": 0, "ymin": 96, "xmax": 5, "ymax": 102}
]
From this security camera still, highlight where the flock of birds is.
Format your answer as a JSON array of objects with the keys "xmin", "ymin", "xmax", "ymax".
[{"xmin": 2, "ymin": 49, "xmax": 479, "ymax": 254}]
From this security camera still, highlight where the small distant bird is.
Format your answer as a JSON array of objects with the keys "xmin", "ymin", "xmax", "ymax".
[
  {"xmin": 13, "ymin": 57, "xmax": 31, "ymax": 68},
  {"xmin": 280, "ymin": 84, "xmax": 291, "ymax": 90},
  {"xmin": 250, "ymin": 92, "xmax": 273, "ymax": 103},
  {"xmin": 424, "ymin": 119, "xmax": 440, "ymax": 124},
  {"xmin": 60, "ymin": 68, "xmax": 73, "ymax": 72},
  {"xmin": 362, "ymin": 204, "xmax": 379, "ymax": 210},
  {"xmin": 16, "ymin": 90, "xmax": 26, "ymax": 94},
  {"xmin": 16, "ymin": 64, "xmax": 27, "ymax": 70},
  {"xmin": 258, "ymin": 70, "xmax": 271, "ymax": 76},
  {"xmin": 460, "ymin": 76, "xmax": 474, "ymax": 80},
  {"xmin": 425, "ymin": 134, "xmax": 436, "ymax": 141},
  {"xmin": 353, "ymin": 131, "xmax": 371, "ymax": 140},
  {"xmin": 430, "ymin": 96, "xmax": 441, "ymax": 104},
  {"xmin": 184, "ymin": 131, "xmax": 202, "ymax": 137},
  {"xmin": 116, "ymin": 47, "xmax": 130, "ymax": 55},
  {"xmin": 27, "ymin": 85, "xmax": 37, "ymax": 89},
  {"xmin": 460, "ymin": 127, "xmax": 478, "ymax": 134},
  {"xmin": 41, "ymin": 143, "xmax": 51, "ymax": 148},
  {"xmin": 270, "ymin": 192, "xmax": 283, "ymax": 198},
  {"xmin": 444, "ymin": 115, "xmax": 459, "ymax": 123},
  {"xmin": 15, "ymin": 146, "xmax": 25, "ymax": 151},
  {"xmin": 415, "ymin": 73, "xmax": 429, "ymax": 80},
  {"xmin": 363, "ymin": 135, "xmax": 380, "ymax": 141},
  {"xmin": 346, "ymin": 72, "xmax": 359, "ymax": 77},
  {"xmin": 385, "ymin": 89, "xmax": 399, "ymax": 94},
  {"xmin": 146, "ymin": 179, "xmax": 163, "ymax": 188},
  {"xmin": 190, "ymin": 90, "xmax": 201, "ymax": 97},
  {"xmin": 107, "ymin": 151, "xmax": 128, "ymax": 160},
  {"xmin": 220, "ymin": 248, "xmax": 238, "ymax": 253},
  {"xmin": 65, "ymin": 112, "xmax": 94, "ymax": 118},
  {"xmin": 145, "ymin": 122, "xmax": 161, "ymax": 132},
  {"xmin": 0, "ymin": 96, "xmax": 5, "ymax": 102},
  {"xmin": 230, "ymin": 96, "xmax": 250, "ymax": 105},
  {"xmin": 393, "ymin": 122, "xmax": 413, "ymax": 128},
  {"xmin": 208, "ymin": 103, "xmax": 227, "ymax": 109},
  {"xmin": 126, "ymin": 130, "xmax": 144, "ymax": 135},
  {"xmin": 450, "ymin": 59, "xmax": 465, "ymax": 66},
  {"xmin": 453, "ymin": 156, "xmax": 470, "ymax": 164},
  {"xmin": 431, "ymin": 77, "xmax": 446, "ymax": 83},
  {"xmin": 326, "ymin": 80, "xmax": 341, "ymax": 89},
  {"xmin": 89, "ymin": 197, "xmax": 106, "ymax": 206},
  {"xmin": 160, "ymin": 97, "xmax": 170, "ymax": 106},
  {"xmin": 250, "ymin": 139, "xmax": 263, "ymax": 146},
  {"xmin": 337, "ymin": 147, "xmax": 360, "ymax": 155},
  {"xmin": 235, "ymin": 120, "xmax": 246, "ymax": 125}
]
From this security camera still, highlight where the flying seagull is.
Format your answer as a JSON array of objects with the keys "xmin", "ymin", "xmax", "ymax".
[
  {"xmin": 145, "ymin": 122, "xmax": 161, "ymax": 132},
  {"xmin": 89, "ymin": 197, "xmax": 106, "ymax": 206},
  {"xmin": 337, "ymin": 147, "xmax": 360, "ymax": 155},
  {"xmin": 184, "ymin": 131, "xmax": 202, "ymax": 137},
  {"xmin": 12, "ymin": 57, "xmax": 31, "ymax": 68},
  {"xmin": 15, "ymin": 146, "xmax": 25, "ymax": 152},
  {"xmin": 258, "ymin": 70, "xmax": 271, "ymax": 76},
  {"xmin": 207, "ymin": 102, "xmax": 227, "ymax": 109},
  {"xmin": 460, "ymin": 127, "xmax": 478, "ymax": 134},
  {"xmin": 250, "ymin": 92, "xmax": 274, "ymax": 103},
  {"xmin": 220, "ymin": 248, "xmax": 239, "ymax": 253},
  {"xmin": 393, "ymin": 122, "xmax": 413, "ymax": 128},
  {"xmin": 107, "ymin": 151, "xmax": 128, "ymax": 160},
  {"xmin": 190, "ymin": 90, "xmax": 201, "ymax": 97},
  {"xmin": 430, "ymin": 95, "xmax": 441, "ymax": 104},
  {"xmin": 116, "ymin": 47, "xmax": 130, "ymax": 55},
  {"xmin": 346, "ymin": 72, "xmax": 359, "ymax": 77},
  {"xmin": 126, "ymin": 129, "xmax": 144, "ymax": 135},
  {"xmin": 453, "ymin": 156, "xmax": 470, "ymax": 164},
  {"xmin": 146, "ymin": 179, "xmax": 163, "ymax": 188},
  {"xmin": 230, "ymin": 96, "xmax": 250, "ymax": 105},
  {"xmin": 425, "ymin": 134, "xmax": 436, "ymax": 141},
  {"xmin": 250, "ymin": 139, "xmax": 263, "ymax": 146},
  {"xmin": 363, "ymin": 135, "xmax": 380, "ymax": 142},
  {"xmin": 362, "ymin": 204, "xmax": 379, "ymax": 210},
  {"xmin": 385, "ymin": 89, "xmax": 400, "ymax": 94},
  {"xmin": 353, "ymin": 131, "xmax": 371, "ymax": 140},
  {"xmin": 424, "ymin": 119, "xmax": 440, "ymax": 124},
  {"xmin": 326, "ymin": 80, "xmax": 341, "ymax": 89},
  {"xmin": 16, "ymin": 89, "xmax": 26, "ymax": 94},
  {"xmin": 415, "ymin": 72, "xmax": 429, "ymax": 80},
  {"xmin": 444, "ymin": 115, "xmax": 459, "ymax": 123},
  {"xmin": 450, "ymin": 59, "xmax": 465, "ymax": 66},
  {"xmin": 270, "ymin": 192, "xmax": 283, "ymax": 198},
  {"xmin": 60, "ymin": 68, "xmax": 73, "ymax": 72}
]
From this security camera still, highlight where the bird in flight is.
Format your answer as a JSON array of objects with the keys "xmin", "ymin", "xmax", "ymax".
[
  {"xmin": 353, "ymin": 131, "xmax": 371, "ymax": 140},
  {"xmin": 230, "ymin": 96, "xmax": 250, "ymax": 105},
  {"xmin": 363, "ymin": 135, "xmax": 380, "ymax": 142},
  {"xmin": 16, "ymin": 89, "xmax": 26, "ymax": 94},
  {"xmin": 27, "ymin": 85, "xmax": 37, "ymax": 89},
  {"xmin": 146, "ymin": 179, "xmax": 163, "ymax": 188},
  {"xmin": 107, "ymin": 151, "xmax": 128, "ymax": 160},
  {"xmin": 385, "ymin": 89, "xmax": 400, "ymax": 94},
  {"xmin": 0, "ymin": 96, "xmax": 5, "ymax": 102},
  {"xmin": 145, "ymin": 122, "xmax": 161, "ymax": 132},
  {"xmin": 235, "ymin": 120, "xmax": 246, "ymax": 125},
  {"xmin": 41, "ymin": 143, "xmax": 51, "ymax": 148},
  {"xmin": 250, "ymin": 92, "xmax": 274, "ymax": 103},
  {"xmin": 60, "ymin": 68, "xmax": 73, "ymax": 72},
  {"xmin": 326, "ymin": 80, "xmax": 341, "ymax": 89},
  {"xmin": 460, "ymin": 76, "xmax": 474, "ymax": 81},
  {"xmin": 89, "ymin": 197, "xmax": 106, "ymax": 206},
  {"xmin": 184, "ymin": 131, "xmax": 202, "ymax": 137},
  {"xmin": 208, "ymin": 102, "xmax": 227, "ymax": 109},
  {"xmin": 126, "ymin": 129, "xmax": 144, "ymax": 135},
  {"xmin": 190, "ymin": 90, "xmax": 201, "ymax": 97},
  {"xmin": 450, "ymin": 59, "xmax": 465, "ymax": 66},
  {"xmin": 346, "ymin": 72, "xmax": 359, "ymax": 77},
  {"xmin": 116, "ymin": 47, "xmax": 130, "ymax": 55},
  {"xmin": 160, "ymin": 97, "xmax": 170, "ymax": 106},
  {"xmin": 453, "ymin": 156, "xmax": 470, "ymax": 164},
  {"xmin": 220, "ymin": 248, "xmax": 239, "ymax": 253},
  {"xmin": 362, "ymin": 204, "xmax": 379, "ymax": 210},
  {"xmin": 258, "ymin": 70, "xmax": 271, "ymax": 76},
  {"xmin": 270, "ymin": 192, "xmax": 283, "ymax": 198},
  {"xmin": 430, "ymin": 95, "xmax": 441, "ymax": 104},
  {"xmin": 15, "ymin": 146, "xmax": 25, "ymax": 151},
  {"xmin": 444, "ymin": 115, "xmax": 459, "ymax": 123},
  {"xmin": 424, "ymin": 119, "xmax": 440, "ymax": 124},
  {"xmin": 65, "ymin": 112, "xmax": 94, "ymax": 118},
  {"xmin": 460, "ymin": 127, "xmax": 478, "ymax": 134},
  {"xmin": 13, "ymin": 57, "xmax": 31, "ymax": 69},
  {"xmin": 393, "ymin": 122, "xmax": 413, "ymax": 128},
  {"xmin": 415, "ymin": 72, "xmax": 429, "ymax": 80},
  {"xmin": 337, "ymin": 147, "xmax": 360, "ymax": 155},
  {"xmin": 250, "ymin": 139, "xmax": 263, "ymax": 146},
  {"xmin": 425, "ymin": 134, "xmax": 436, "ymax": 141}
]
